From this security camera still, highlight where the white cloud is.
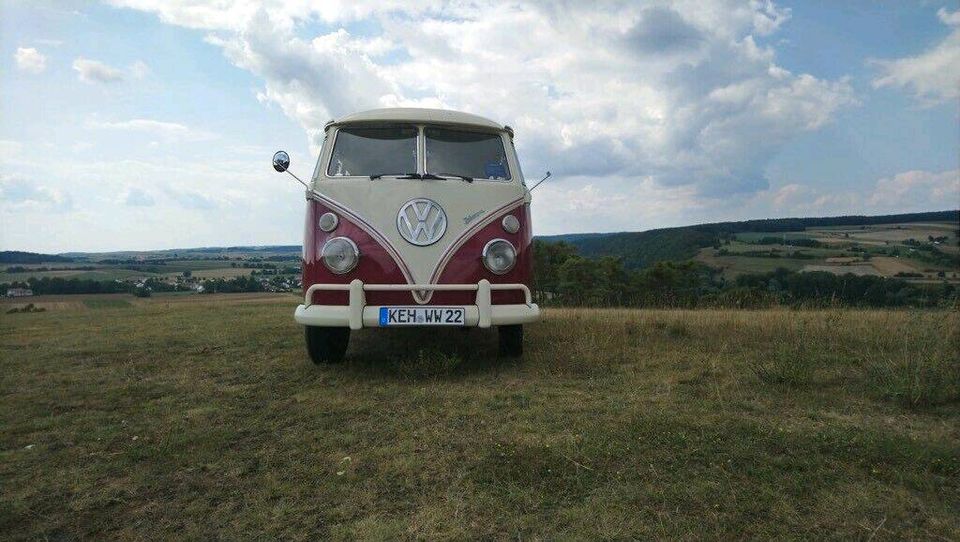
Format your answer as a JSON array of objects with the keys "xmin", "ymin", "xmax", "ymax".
[
  {"xmin": 772, "ymin": 183, "xmax": 805, "ymax": 208},
  {"xmin": 113, "ymin": 0, "xmax": 856, "ymax": 201},
  {"xmin": 88, "ymin": 118, "xmax": 215, "ymax": 141},
  {"xmin": 0, "ymin": 152, "xmax": 299, "ymax": 252},
  {"xmin": 69, "ymin": 57, "xmax": 151, "ymax": 83},
  {"xmin": 164, "ymin": 187, "xmax": 217, "ymax": 210},
  {"xmin": 769, "ymin": 183, "xmax": 855, "ymax": 214},
  {"xmin": 72, "ymin": 57, "xmax": 124, "ymax": 83},
  {"xmin": 532, "ymin": 176, "xmax": 704, "ymax": 234},
  {"xmin": 871, "ymin": 8, "xmax": 960, "ymax": 105},
  {"xmin": 123, "ymin": 187, "xmax": 155, "ymax": 207},
  {"xmin": 767, "ymin": 169, "xmax": 959, "ymax": 216},
  {"xmin": 868, "ymin": 169, "xmax": 960, "ymax": 209},
  {"xmin": 940, "ymin": 8, "xmax": 960, "ymax": 26},
  {"xmin": 0, "ymin": 140, "xmax": 24, "ymax": 161},
  {"xmin": 14, "ymin": 47, "xmax": 47, "ymax": 74},
  {"xmin": 106, "ymin": 0, "xmax": 434, "ymax": 31},
  {"xmin": 0, "ymin": 174, "xmax": 74, "ymax": 212},
  {"xmin": 91, "ymin": 118, "xmax": 187, "ymax": 133},
  {"xmin": 130, "ymin": 60, "xmax": 151, "ymax": 79}
]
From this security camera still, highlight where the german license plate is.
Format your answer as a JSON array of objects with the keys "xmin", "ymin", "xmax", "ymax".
[{"xmin": 379, "ymin": 306, "xmax": 465, "ymax": 326}]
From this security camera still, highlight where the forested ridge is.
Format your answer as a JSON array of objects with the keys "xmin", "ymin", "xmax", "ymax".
[{"xmin": 0, "ymin": 251, "xmax": 74, "ymax": 264}]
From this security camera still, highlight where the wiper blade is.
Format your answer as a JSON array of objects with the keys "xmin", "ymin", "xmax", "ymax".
[
  {"xmin": 369, "ymin": 173, "xmax": 421, "ymax": 180},
  {"xmin": 433, "ymin": 172, "xmax": 474, "ymax": 183}
]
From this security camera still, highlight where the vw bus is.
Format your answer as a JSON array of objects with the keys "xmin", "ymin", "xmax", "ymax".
[{"xmin": 273, "ymin": 108, "xmax": 541, "ymax": 364}]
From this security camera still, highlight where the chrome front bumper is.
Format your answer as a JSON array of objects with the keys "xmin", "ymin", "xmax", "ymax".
[{"xmin": 294, "ymin": 279, "xmax": 540, "ymax": 329}]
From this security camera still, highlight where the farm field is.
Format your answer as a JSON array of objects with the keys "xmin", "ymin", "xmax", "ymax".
[
  {"xmin": 811, "ymin": 222, "xmax": 959, "ymax": 251},
  {"xmin": 698, "ymin": 220, "xmax": 959, "ymax": 280},
  {"xmin": 1, "ymin": 296, "xmax": 958, "ymax": 539},
  {"xmin": 695, "ymin": 249, "xmax": 809, "ymax": 277}
]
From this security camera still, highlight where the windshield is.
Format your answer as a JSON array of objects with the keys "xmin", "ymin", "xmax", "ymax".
[
  {"xmin": 327, "ymin": 125, "xmax": 417, "ymax": 177},
  {"xmin": 425, "ymin": 127, "xmax": 511, "ymax": 180}
]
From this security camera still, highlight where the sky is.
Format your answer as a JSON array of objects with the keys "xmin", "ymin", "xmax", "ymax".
[{"xmin": 1, "ymin": 0, "xmax": 958, "ymax": 253}]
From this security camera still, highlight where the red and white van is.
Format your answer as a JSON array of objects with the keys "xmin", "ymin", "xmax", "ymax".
[{"xmin": 273, "ymin": 108, "xmax": 541, "ymax": 363}]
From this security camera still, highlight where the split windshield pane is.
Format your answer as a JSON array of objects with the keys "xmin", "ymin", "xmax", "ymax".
[
  {"xmin": 425, "ymin": 127, "xmax": 511, "ymax": 180},
  {"xmin": 327, "ymin": 125, "xmax": 418, "ymax": 177}
]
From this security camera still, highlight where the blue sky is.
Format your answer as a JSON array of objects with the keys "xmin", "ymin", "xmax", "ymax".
[{"xmin": 1, "ymin": 1, "xmax": 958, "ymax": 252}]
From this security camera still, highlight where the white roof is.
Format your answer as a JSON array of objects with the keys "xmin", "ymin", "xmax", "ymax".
[{"xmin": 329, "ymin": 108, "xmax": 504, "ymax": 131}]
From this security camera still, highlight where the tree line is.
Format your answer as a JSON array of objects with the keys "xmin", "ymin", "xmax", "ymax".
[{"xmin": 0, "ymin": 276, "xmax": 192, "ymax": 296}]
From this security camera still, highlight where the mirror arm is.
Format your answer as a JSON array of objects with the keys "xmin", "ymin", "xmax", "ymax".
[{"xmin": 284, "ymin": 170, "xmax": 311, "ymax": 191}]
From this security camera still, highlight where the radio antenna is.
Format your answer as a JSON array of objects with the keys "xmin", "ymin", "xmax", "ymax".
[{"xmin": 529, "ymin": 171, "xmax": 552, "ymax": 192}]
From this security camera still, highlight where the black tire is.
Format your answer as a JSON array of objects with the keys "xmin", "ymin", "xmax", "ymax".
[
  {"xmin": 498, "ymin": 325, "xmax": 523, "ymax": 357},
  {"xmin": 304, "ymin": 326, "xmax": 350, "ymax": 364}
]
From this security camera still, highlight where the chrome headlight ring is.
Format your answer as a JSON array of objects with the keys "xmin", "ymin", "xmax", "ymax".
[
  {"xmin": 320, "ymin": 236, "xmax": 359, "ymax": 274},
  {"xmin": 482, "ymin": 238, "xmax": 517, "ymax": 275}
]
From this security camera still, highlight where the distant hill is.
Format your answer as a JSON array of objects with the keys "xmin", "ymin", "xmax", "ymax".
[
  {"xmin": 0, "ymin": 251, "xmax": 74, "ymax": 264},
  {"xmin": 57, "ymin": 245, "xmax": 303, "ymax": 259},
  {"xmin": 538, "ymin": 210, "xmax": 959, "ymax": 269}
]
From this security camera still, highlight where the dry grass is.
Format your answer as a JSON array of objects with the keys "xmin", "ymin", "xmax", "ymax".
[{"xmin": 1, "ymin": 299, "xmax": 958, "ymax": 540}]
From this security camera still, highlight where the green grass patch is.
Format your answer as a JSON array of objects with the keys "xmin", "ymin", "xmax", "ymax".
[
  {"xmin": 734, "ymin": 231, "xmax": 816, "ymax": 242},
  {"xmin": 82, "ymin": 298, "xmax": 132, "ymax": 309}
]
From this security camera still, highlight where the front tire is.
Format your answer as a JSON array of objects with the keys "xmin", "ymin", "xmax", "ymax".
[
  {"xmin": 304, "ymin": 326, "xmax": 350, "ymax": 364},
  {"xmin": 498, "ymin": 325, "xmax": 523, "ymax": 357}
]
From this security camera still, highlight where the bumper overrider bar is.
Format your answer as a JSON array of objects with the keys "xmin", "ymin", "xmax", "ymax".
[{"xmin": 294, "ymin": 279, "xmax": 541, "ymax": 329}]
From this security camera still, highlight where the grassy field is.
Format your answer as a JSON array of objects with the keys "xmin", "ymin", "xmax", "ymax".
[
  {"xmin": 1, "ymin": 297, "xmax": 958, "ymax": 539},
  {"xmin": 695, "ymin": 248, "xmax": 810, "ymax": 277}
]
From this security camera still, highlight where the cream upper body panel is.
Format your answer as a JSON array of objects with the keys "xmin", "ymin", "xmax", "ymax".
[
  {"xmin": 310, "ymin": 109, "xmax": 529, "ymax": 285},
  {"xmin": 328, "ymin": 108, "xmax": 503, "ymax": 131}
]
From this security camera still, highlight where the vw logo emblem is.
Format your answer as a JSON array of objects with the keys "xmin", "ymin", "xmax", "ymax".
[{"xmin": 397, "ymin": 198, "xmax": 447, "ymax": 246}]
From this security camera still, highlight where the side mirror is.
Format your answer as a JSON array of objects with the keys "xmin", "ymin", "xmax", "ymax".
[{"xmin": 272, "ymin": 150, "xmax": 290, "ymax": 173}]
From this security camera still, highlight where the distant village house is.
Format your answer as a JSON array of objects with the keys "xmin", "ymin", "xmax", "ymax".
[{"xmin": 6, "ymin": 288, "xmax": 34, "ymax": 297}]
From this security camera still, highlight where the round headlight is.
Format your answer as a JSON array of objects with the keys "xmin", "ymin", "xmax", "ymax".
[
  {"xmin": 320, "ymin": 237, "xmax": 359, "ymax": 274},
  {"xmin": 319, "ymin": 212, "xmax": 339, "ymax": 232},
  {"xmin": 501, "ymin": 214, "xmax": 520, "ymax": 234},
  {"xmin": 482, "ymin": 239, "xmax": 517, "ymax": 275}
]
